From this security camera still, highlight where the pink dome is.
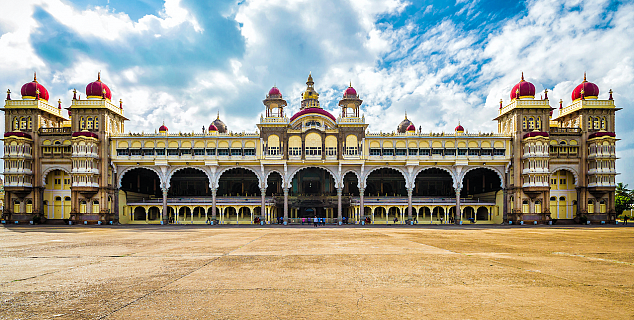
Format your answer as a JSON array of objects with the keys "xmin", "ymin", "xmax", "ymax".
[
  {"xmin": 208, "ymin": 123, "xmax": 218, "ymax": 131},
  {"xmin": 455, "ymin": 124, "xmax": 464, "ymax": 132},
  {"xmin": 572, "ymin": 74, "xmax": 599, "ymax": 101},
  {"xmin": 510, "ymin": 73, "xmax": 535, "ymax": 100},
  {"xmin": 159, "ymin": 124, "xmax": 168, "ymax": 132},
  {"xmin": 268, "ymin": 86, "xmax": 281, "ymax": 97},
  {"xmin": 289, "ymin": 108, "xmax": 336, "ymax": 122},
  {"xmin": 406, "ymin": 124, "xmax": 415, "ymax": 131},
  {"xmin": 344, "ymin": 86, "xmax": 357, "ymax": 96},
  {"xmin": 86, "ymin": 73, "xmax": 112, "ymax": 100},
  {"xmin": 20, "ymin": 73, "xmax": 49, "ymax": 101}
]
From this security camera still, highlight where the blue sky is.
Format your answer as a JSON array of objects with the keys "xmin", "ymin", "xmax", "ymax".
[{"xmin": 1, "ymin": 0, "xmax": 634, "ymax": 182}]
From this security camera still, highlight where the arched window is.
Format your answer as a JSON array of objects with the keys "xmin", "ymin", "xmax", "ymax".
[
  {"xmin": 87, "ymin": 117, "xmax": 93, "ymax": 130},
  {"xmin": 20, "ymin": 117, "xmax": 26, "ymax": 130},
  {"xmin": 593, "ymin": 117, "xmax": 599, "ymax": 130},
  {"xmin": 523, "ymin": 117, "xmax": 527, "ymax": 130},
  {"xmin": 528, "ymin": 117, "xmax": 535, "ymax": 130},
  {"xmin": 601, "ymin": 117, "xmax": 606, "ymax": 130},
  {"xmin": 12, "ymin": 117, "xmax": 18, "ymax": 130},
  {"xmin": 80, "ymin": 117, "xmax": 85, "ymax": 130},
  {"xmin": 588, "ymin": 116, "xmax": 593, "ymax": 130},
  {"xmin": 94, "ymin": 116, "xmax": 99, "ymax": 130},
  {"xmin": 27, "ymin": 116, "xmax": 32, "ymax": 130},
  {"xmin": 536, "ymin": 116, "xmax": 541, "ymax": 130}
]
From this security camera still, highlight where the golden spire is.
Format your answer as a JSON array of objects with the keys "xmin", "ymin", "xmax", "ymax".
[
  {"xmin": 349, "ymin": 80, "xmax": 352, "ymax": 87},
  {"xmin": 404, "ymin": 110, "xmax": 408, "ymax": 120},
  {"xmin": 217, "ymin": 111, "xmax": 220, "ymax": 119},
  {"xmin": 33, "ymin": 72, "xmax": 37, "ymax": 82},
  {"xmin": 97, "ymin": 71, "xmax": 101, "ymax": 82},
  {"xmin": 521, "ymin": 71, "xmax": 524, "ymax": 81},
  {"xmin": 583, "ymin": 72, "xmax": 587, "ymax": 83},
  {"xmin": 307, "ymin": 72, "xmax": 314, "ymax": 86}
]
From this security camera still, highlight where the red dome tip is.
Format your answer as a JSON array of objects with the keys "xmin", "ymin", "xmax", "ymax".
[
  {"xmin": 159, "ymin": 124, "xmax": 168, "ymax": 132},
  {"xmin": 510, "ymin": 73, "xmax": 536, "ymax": 100},
  {"xmin": 86, "ymin": 72, "xmax": 112, "ymax": 100},
  {"xmin": 268, "ymin": 86, "xmax": 281, "ymax": 97},
  {"xmin": 455, "ymin": 124, "xmax": 464, "ymax": 132},
  {"xmin": 20, "ymin": 72, "xmax": 49, "ymax": 101},
  {"xmin": 572, "ymin": 74, "xmax": 599, "ymax": 101},
  {"xmin": 344, "ymin": 86, "xmax": 357, "ymax": 97}
]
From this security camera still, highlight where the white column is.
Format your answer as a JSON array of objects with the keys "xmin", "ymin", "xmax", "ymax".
[
  {"xmin": 162, "ymin": 187, "xmax": 168, "ymax": 224},
  {"xmin": 359, "ymin": 187, "xmax": 365, "ymax": 223},
  {"xmin": 211, "ymin": 188, "xmax": 217, "ymax": 220},
  {"xmin": 337, "ymin": 188, "xmax": 342, "ymax": 223},
  {"xmin": 455, "ymin": 187, "xmax": 462, "ymax": 224},
  {"xmin": 260, "ymin": 188, "xmax": 266, "ymax": 220},
  {"xmin": 407, "ymin": 187, "xmax": 413, "ymax": 221},
  {"xmin": 283, "ymin": 188, "xmax": 289, "ymax": 224}
]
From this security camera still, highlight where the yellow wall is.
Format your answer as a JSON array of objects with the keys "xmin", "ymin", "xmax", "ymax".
[
  {"xmin": 549, "ymin": 170, "xmax": 576, "ymax": 219},
  {"xmin": 43, "ymin": 170, "xmax": 71, "ymax": 219}
]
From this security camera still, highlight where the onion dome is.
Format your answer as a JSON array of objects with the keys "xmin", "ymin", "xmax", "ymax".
[
  {"xmin": 85, "ymin": 72, "xmax": 112, "ymax": 100},
  {"xmin": 71, "ymin": 131, "xmax": 98, "ymax": 139},
  {"xmin": 455, "ymin": 122, "xmax": 465, "ymax": 133},
  {"xmin": 406, "ymin": 124, "xmax": 416, "ymax": 132},
  {"xmin": 289, "ymin": 108, "xmax": 336, "ymax": 122},
  {"xmin": 268, "ymin": 86, "xmax": 281, "ymax": 98},
  {"xmin": 159, "ymin": 123, "xmax": 168, "ymax": 133},
  {"xmin": 212, "ymin": 111, "xmax": 227, "ymax": 133},
  {"xmin": 397, "ymin": 112, "xmax": 413, "ymax": 133},
  {"xmin": 572, "ymin": 73, "xmax": 599, "ymax": 101},
  {"xmin": 510, "ymin": 72, "xmax": 535, "ymax": 100},
  {"xmin": 21, "ymin": 72, "xmax": 49, "ymax": 101},
  {"xmin": 343, "ymin": 82, "xmax": 357, "ymax": 97},
  {"xmin": 208, "ymin": 123, "xmax": 218, "ymax": 132}
]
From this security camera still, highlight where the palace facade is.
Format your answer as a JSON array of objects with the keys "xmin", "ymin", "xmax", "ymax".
[{"xmin": 2, "ymin": 72, "xmax": 618, "ymax": 225}]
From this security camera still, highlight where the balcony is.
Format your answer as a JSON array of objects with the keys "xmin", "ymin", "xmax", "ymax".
[{"xmin": 39, "ymin": 127, "xmax": 72, "ymax": 135}]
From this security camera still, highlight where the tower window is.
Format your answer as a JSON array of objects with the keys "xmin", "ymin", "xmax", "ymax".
[
  {"xmin": 87, "ymin": 117, "xmax": 93, "ymax": 130},
  {"xmin": 528, "ymin": 117, "xmax": 535, "ymax": 130}
]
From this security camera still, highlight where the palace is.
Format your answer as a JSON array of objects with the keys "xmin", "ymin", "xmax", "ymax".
[{"xmin": 1, "ymin": 72, "xmax": 618, "ymax": 225}]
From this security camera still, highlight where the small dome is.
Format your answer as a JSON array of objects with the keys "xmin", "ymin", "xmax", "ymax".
[
  {"xmin": 208, "ymin": 123, "xmax": 218, "ymax": 131},
  {"xmin": 344, "ymin": 85, "xmax": 357, "ymax": 97},
  {"xmin": 510, "ymin": 72, "xmax": 535, "ymax": 100},
  {"xmin": 406, "ymin": 124, "xmax": 415, "ymax": 131},
  {"xmin": 397, "ymin": 113, "xmax": 413, "ymax": 133},
  {"xmin": 159, "ymin": 124, "xmax": 168, "ymax": 132},
  {"xmin": 572, "ymin": 73, "xmax": 599, "ymax": 101},
  {"xmin": 455, "ymin": 123, "xmax": 464, "ymax": 132},
  {"xmin": 268, "ymin": 86, "xmax": 281, "ymax": 97},
  {"xmin": 213, "ymin": 112, "xmax": 227, "ymax": 133},
  {"xmin": 85, "ymin": 72, "xmax": 112, "ymax": 100},
  {"xmin": 20, "ymin": 73, "xmax": 49, "ymax": 101}
]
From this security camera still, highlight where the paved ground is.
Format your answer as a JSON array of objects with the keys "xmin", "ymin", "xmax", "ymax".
[{"xmin": 1, "ymin": 225, "xmax": 633, "ymax": 319}]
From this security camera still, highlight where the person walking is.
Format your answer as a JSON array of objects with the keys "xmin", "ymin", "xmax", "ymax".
[
  {"xmin": 625, "ymin": 215, "xmax": 629, "ymax": 225},
  {"xmin": 313, "ymin": 216, "xmax": 319, "ymax": 227}
]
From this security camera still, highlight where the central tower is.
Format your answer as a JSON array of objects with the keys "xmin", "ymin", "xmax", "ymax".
[{"xmin": 300, "ymin": 73, "xmax": 320, "ymax": 109}]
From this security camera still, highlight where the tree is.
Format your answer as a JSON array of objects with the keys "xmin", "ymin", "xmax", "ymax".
[{"xmin": 615, "ymin": 183, "xmax": 633, "ymax": 216}]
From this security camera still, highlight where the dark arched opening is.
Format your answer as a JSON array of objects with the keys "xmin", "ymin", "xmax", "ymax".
[
  {"xmin": 414, "ymin": 168, "xmax": 454, "ymax": 197},
  {"xmin": 266, "ymin": 172, "xmax": 283, "ymax": 196},
  {"xmin": 121, "ymin": 168, "xmax": 161, "ymax": 199},
  {"xmin": 343, "ymin": 172, "xmax": 359, "ymax": 196},
  {"xmin": 169, "ymin": 168, "xmax": 210, "ymax": 197},
  {"xmin": 290, "ymin": 167, "xmax": 336, "ymax": 196},
  {"xmin": 365, "ymin": 168, "xmax": 406, "ymax": 196},
  {"xmin": 461, "ymin": 168, "xmax": 502, "ymax": 202},
  {"xmin": 218, "ymin": 168, "xmax": 260, "ymax": 196}
]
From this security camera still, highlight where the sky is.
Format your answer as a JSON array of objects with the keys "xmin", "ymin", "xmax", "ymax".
[{"xmin": 1, "ymin": 0, "xmax": 633, "ymax": 182}]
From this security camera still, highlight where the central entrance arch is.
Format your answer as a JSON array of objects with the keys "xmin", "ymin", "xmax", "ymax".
[{"xmin": 288, "ymin": 167, "xmax": 337, "ymax": 220}]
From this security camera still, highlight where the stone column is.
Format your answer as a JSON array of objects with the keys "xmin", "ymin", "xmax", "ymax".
[
  {"xmin": 407, "ymin": 187, "xmax": 413, "ymax": 221},
  {"xmin": 260, "ymin": 187, "xmax": 266, "ymax": 220},
  {"xmin": 283, "ymin": 188, "xmax": 289, "ymax": 223},
  {"xmin": 162, "ymin": 187, "xmax": 168, "ymax": 224},
  {"xmin": 337, "ymin": 188, "xmax": 342, "ymax": 223},
  {"xmin": 211, "ymin": 188, "xmax": 217, "ymax": 219},
  {"xmin": 455, "ymin": 187, "xmax": 462, "ymax": 224},
  {"xmin": 359, "ymin": 187, "xmax": 365, "ymax": 223}
]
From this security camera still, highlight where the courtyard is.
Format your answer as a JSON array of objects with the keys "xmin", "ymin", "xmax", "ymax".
[{"xmin": 1, "ymin": 225, "xmax": 633, "ymax": 319}]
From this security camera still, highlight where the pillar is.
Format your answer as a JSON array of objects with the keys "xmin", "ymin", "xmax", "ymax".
[
  {"xmin": 211, "ymin": 188, "xmax": 217, "ymax": 219},
  {"xmin": 407, "ymin": 187, "xmax": 413, "ymax": 221},
  {"xmin": 162, "ymin": 187, "xmax": 168, "ymax": 224},
  {"xmin": 283, "ymin": 188, "xmax": 289, "ymax": 223},
  {"xmin": 337, "ymin": 188, "xmax": 342, "ymax": 223},
  {"xmin": 359, "ymin": 187, "xmax": 365, "ymax": 222},
  {"xmin": 260, "ymin": 188, "xmax": 266, "ymax": 220},
  {"xmin": 455, "ymin": 187, "xmax": 461, "ymax": 224}
]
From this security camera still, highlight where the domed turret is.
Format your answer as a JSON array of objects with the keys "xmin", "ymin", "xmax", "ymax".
[
  {"xmin": 397, "ymin": 112, "xmax": 413, "ymax": 133},
  {"xmin": 208, "ymin": 123, "xmax": 218, "ymax": 132},
  {"xmin": 159, "ymin": 123, "xmax": 168, "ymax": 133},
  {"xmin": 572, "ymin": 73, "xmax": 599, "ymax": 101},
  {"xmin": 343, "ymin": 83, "xmax": 357, "ymax": 97},
  {"xmin": 85, "ymin": 72, "xmax": 112, "ymax": 100},
  {"xmin": 510, "ymin": 72, "xmax": 535, "ymax": 100},
  {"xmin": 20, "ymin": 72, "xmax": 49, "ymax": 101},
  {"xmin": 212, "ymin": 112, "xmax": 227, "ymax": 133},
  {"xmin": 455, "ymin": 122, "xmax": 464, "ymax": 133},
  {"xmin": 268, "ymin": 86, "xmax": 281, "ymax": 98}
]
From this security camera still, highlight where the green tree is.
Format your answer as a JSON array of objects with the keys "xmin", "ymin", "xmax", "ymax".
[{"xmin": 615, "ymin": 183, "xmax": 633, "ymax": 216}]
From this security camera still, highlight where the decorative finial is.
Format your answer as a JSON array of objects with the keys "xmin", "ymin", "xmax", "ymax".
[
  {"xmin": 58, "ymin": 99, "xmax": 61, "ymax": 109},
  {"xmin": 583, "ymin": 72, "xmax": 586, "ymax": 82},
  {"xmin": 33, "ymin": 72, "xmax": 37, "ymax": 82},
  {"xmin": 544, "ymin": 88, "xmax": 548, "ymax": 100},
  {"xmin": 521, "ymin": 72, "xmax": 524, "ymax": 81},
  {"xmin": 581, "ymin": 89, "xmax": 585, "ymax": 100},
  {"xmin": 404, "ymin": 110, "xmax": 407, "ymax": 120},
  {"xmin": 499, "ymin": 99, "xmax": 503, "ymax": 109},
  {"xmin": 35, "ymin": 88, "xmax": 40, "ymax": 99},
  {"xmin": 72, "ymin": 88, "xmax": 77, "ymax": 100},
  {"xmin": 97, "ymin": 71, "xmax": 101, "ymax": 82},
  {"xmin": 102, "ymin": 88, "xmax": 106, "ymax": 98},
  {"xmin": 609, "ymin": 89, "xmax": 613, "ymax": 100},
  {"xmin": 217, "ymin": 111, "xmax": 220, "ymax": 119},
  {"xmin": 119, "ymin": 98, "xmax": 123, "ymax": 108},
  {"xmin": 559, "ymin": 99, "xmax": 563, "ymax": 109},
  {"xmin": 349, "ymin": 80, "xmax": 352, "ymax": 87},
  {"xmin": 6, "ymin": 89, "xmax": 10, "ymax": 100}
]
